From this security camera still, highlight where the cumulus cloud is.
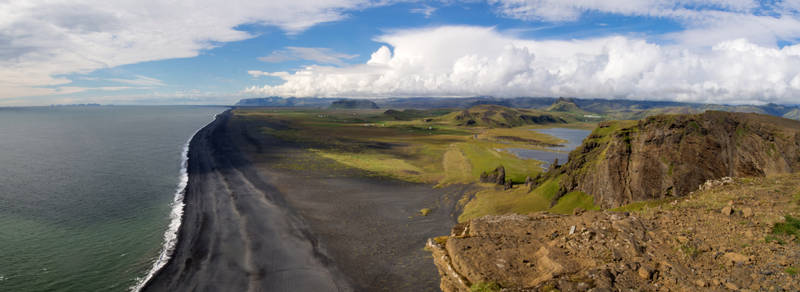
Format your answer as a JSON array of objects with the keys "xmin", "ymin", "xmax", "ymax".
[
  {"xmin": 245, "ymin": 26, "xmax": 800, "ymax": 104},
  {"xmin": 0, "ymin": 0, "xmax": 379, "ymax": 100},
  {"xmin": 258, "ymin": 47, "xmax": 359, "ymax": 66},
  {"xmin": 487, "ymin": 0, "xmax": 800, "ymax": 48}
]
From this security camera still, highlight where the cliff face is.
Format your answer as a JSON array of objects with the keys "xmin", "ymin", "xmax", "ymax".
[{"xmin": 556, "ymin": 111, "xmax": 800, "ymax": 208}]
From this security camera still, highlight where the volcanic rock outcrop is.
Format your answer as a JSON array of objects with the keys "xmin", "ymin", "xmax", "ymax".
[{"xmin": 553, "ymin": 111, "xmax": 800, "ymax": 208}]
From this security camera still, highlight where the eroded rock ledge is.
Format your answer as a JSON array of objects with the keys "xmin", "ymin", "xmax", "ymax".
[{"xmin": 429, "ymin": 176, "xmax": 800, "ymax": 291}]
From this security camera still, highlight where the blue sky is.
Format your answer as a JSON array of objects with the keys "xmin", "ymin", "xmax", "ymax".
[{"xmin": 2, "ymin": 0, "xmax": 800, "ymax": 105}]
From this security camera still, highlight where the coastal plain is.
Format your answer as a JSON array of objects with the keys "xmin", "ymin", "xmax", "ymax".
[{"xmin": 143, "ymin": 105, "xmax": 591, "ymax": 291}]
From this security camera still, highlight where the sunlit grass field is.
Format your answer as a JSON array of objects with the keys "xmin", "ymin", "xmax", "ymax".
[{"xmin": 233, "ymin": 107, "xmax": 599, "ymax": 219}]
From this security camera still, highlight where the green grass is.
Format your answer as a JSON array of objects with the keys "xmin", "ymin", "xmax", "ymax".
[
  {"xmin": 311, "ymin": 149, "xmax": 432, "ymax": 183},
  {"xmin": 458, "ymin": 142, "xmax": 544, "ymax": 183},
  {"xmin": 420, "ymin": 208, "xmax": 431, "ymax": 216},
  {"xmin": 679, "ymin": 244, "xmax": 699, "ymax": 258},
  {"xmin": 611, "ymin": 198, "xmax": 674, "ymax": 212},
  {"xmin": 786, "ymin": 266, "xmax": 798, "ymax": 276},
  {"xmin": 764, "ymin": 235, "xmax": 785, "ymax": 245},
  {"xmin": 549, "ymin": 191, "xmax": 599, "ymax": 214},
  {"xmin": 458, "ymin": 177, "xmax": 562, "ymax": 222},
  {"xmin": 772, "ymin": 215, "xmax": 800, "ymax": 238},
  {"xmin": 470, "ymin": 282, "xmax": 500, "ymax": 292}
]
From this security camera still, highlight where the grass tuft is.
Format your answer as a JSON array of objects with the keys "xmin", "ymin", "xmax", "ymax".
[
  {"xmin": 772, "ymin": 215, "xmax": 800, "ymax": 239},
  {"xmin": 470, "ymin": 282, "xmax": 500, "ymax": 292},
  {"xmin": 786, "ymin": 266, "xmax": 798, "ymax": 276}
]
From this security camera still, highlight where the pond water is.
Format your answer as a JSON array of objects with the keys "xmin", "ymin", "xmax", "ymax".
[{"xmin": 499, "ymin": 128, "xmax": 592, "ymax": 169}]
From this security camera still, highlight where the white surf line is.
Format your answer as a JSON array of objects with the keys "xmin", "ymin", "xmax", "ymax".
[{"xmin": 130, "ymin": 114, "xmax": 219, "ymax": 292}]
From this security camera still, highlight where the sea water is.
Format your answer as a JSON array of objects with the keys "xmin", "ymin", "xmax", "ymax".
[{"xmin": 0, "ymin": 106, "xmax": 223, "ymax": 291}]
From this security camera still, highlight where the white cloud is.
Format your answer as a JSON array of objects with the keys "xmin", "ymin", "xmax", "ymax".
[
  {"xmin": 0, "ymin": 0, "xmax": 380, "ymax": 100},
  {"xmin": 106, "ymin": 75, "xmax": 165, "ymax": 87},
  {"xmin": 410, "ymin": 5, "xmax": 437, "ymax": 18},
  {"xmin": 258, "ymin": 47, "xmax": 359, "ymax": 66},
  {"xmin": 486, "ymin": 0, "xmax": 758, "ymax": 22},
  {"xmin": 487, "ymin": 0, "xmax": 800, "ymax": 48},
  {"xmin": 245, "ymin": 26, "xmax": 800, "ymax": 104}
]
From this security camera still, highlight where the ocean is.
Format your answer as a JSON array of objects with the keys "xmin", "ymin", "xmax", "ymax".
[{"xmin": 0, "ymin": 106, "xmax": 223, "ymax": 291}]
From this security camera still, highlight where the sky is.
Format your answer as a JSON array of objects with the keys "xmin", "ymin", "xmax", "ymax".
[{"xmin": 1, "ymin": 0, "xmax": 800, "ymax": 106}]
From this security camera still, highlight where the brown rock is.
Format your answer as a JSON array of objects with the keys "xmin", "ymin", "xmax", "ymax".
[
  {"xmin": 480, "ymin": 165, "xmax": 507, "ymax": 186},
  {"xmin": 742, "ymin": 207, "xmax": 753, "ymax": 218},
  {"xmin": 723, "ymin": 252, "xmax": 749, "ymax": 266},
  {"xmin": 721, "ymin": 206, "xmax": 733, "ymax": 216},
  {"xmin": 695, "ymin": 279, "xmax": 707, "ymax": 287},
  {"xmin": 724, "ymin": 282, "xmax": 739, "ymax": 290},
  {"xmin": 638, "ymin": 267, "xmax": 651, "ymax": 279},
  {"xmin": 547, "ymin": 111, "xmax": 800, "ymax": 209}
]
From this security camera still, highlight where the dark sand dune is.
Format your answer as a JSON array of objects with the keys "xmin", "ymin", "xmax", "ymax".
[{"xmin": 144, "ymin": 111, "xmax": 469, "ymax": 291}]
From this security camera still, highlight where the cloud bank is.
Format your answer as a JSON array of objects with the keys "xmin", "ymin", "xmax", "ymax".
[
  {"xmin": 0, "ymin": 0, "xmax": 377, "ymax": 99},
  {"xmin": 246, "ymin": 26, "xmax": 800, "ymax": 104}
]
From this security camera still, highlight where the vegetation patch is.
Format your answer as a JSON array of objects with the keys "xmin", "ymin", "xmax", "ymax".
[
  {"xmin": 771, "ymin": 215, "xmax": 800, "ymax": 239},
  {"xmin": 549, "ymin": 191, "xmax": 599, "ymax": 214},
  {"xmin": 786, "ymin": 266, "xmax": 798, "ymax": 276},
  {"xmin": 420, "ymin": 208, "xmax": 432, "ymax": 216},
  {"xmin": 469, "ymin": 282, "xmax": 500, "ymax": 292},
  {"xmin": 311, "ymin": 149, "xmax": 431, "ymax": 183},
  {"xmin": 458, "ymin": 177, "xmax": 562, "ymax": 222}
]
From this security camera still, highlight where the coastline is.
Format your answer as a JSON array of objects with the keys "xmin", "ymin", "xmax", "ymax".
[
  {"xmin": 141, "ymin": 109, "xmax": 470, "ymax": 291},
  {"xmin": 131, "ymin": 113, "xmax": 219, "ymax": 292},
  {"xmin": 141, "ymin": 110, "xmax": 349, "ymax": 291}
]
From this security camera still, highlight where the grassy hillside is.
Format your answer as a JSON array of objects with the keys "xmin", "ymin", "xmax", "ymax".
[
  {"xmin": 232, "ymin": 107, "xmax": 587, "ymax": 188},
  {"xmin": 437, "ymin": 104, "xmax": 571, "ymax": 127}
]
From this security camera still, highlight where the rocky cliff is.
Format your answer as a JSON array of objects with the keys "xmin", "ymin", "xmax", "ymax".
[
  {"xmin": 553, "ymin": 111, "xmax": 800, "ymax": 208},
  {"xmin": 429, "ymin": 175, "xmax": 800, "ymax": 291}
]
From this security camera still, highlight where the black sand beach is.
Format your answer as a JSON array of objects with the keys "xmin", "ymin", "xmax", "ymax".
[{"xmin": 143, "ymin": 110, "xmax": 469, "ymax": 291}]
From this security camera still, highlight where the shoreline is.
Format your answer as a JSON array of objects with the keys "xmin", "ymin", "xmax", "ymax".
[
  {"xmin": 131, "ymin": 113, "xmax": 219, "ymax": 292},
  {"xmin": 141, "ymin": 110, "xmax": 349, "ymax": 291},
  {"xmin": 142, "ymin": 109, "xmax": 469, "ymax": 291}
]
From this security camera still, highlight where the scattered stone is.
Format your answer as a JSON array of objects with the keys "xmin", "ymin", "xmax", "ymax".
[
  {"xmin": 695, "ymin": 279, "xmax": 706, "ymax": 287},
  {"xmin": 742, "ymin": 207, "xmax": 754, "ymax": 218},
  {"xmin": 638, "ymin": 267, "xmax": 651, "ymax": 279},
  {"xmin": 721, "ymin": 206, "xmax": 733, "ymax": 216},
  {"xmin": 724, "ymin": 281, "xmax": 739, "ymax": 290},
  {"xmin": 723, "ymin": 252, "xmax": 750, "ymax": 266}
]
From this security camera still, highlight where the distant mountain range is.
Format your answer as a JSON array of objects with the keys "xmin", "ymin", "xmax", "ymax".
[{"xmin": 235, "ymin": 96, "xmax": 800, "ymax": 121}]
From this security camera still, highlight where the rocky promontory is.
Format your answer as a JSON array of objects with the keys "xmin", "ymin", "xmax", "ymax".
[
  {"xmin": 429, "ymin": 175, "xmax": 800, "ymax": 291},
  {"xmin": 554, "ymin": 111, "xmax": 800, "ymax": 208}
]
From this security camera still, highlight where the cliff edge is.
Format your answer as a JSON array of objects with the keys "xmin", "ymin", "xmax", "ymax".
[{"xmin": 552, "ymin": 111, "xmax": 800, "ymax": 208}]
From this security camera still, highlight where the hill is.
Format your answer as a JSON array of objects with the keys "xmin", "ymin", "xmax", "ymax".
[
  {"xmin": 547, "ymin": 111, "xmax": 800, "ymax": 208},
  {"xmin": 329, "ymin": 99, "xmax": 379, "ymax": 109},
  {"xmin": 440, "ymin": 105, "xmax": 567, "ymax": 127},
  {"xmin": 546, "ymin": 97, "xmax": 582, "ymax": 112},
  {"xmin": 784, "ymin": 108, "xmax": 800, "ymax": 120}
]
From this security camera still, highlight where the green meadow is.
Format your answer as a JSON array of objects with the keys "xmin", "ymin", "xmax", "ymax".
[{"xmin": 233, "ymin": 106, "xmax": 599, "ymax": 219}]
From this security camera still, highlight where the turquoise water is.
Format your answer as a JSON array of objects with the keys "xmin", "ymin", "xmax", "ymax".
[
  {"xmin": 0, "ymin": 106, "xmax": 223, "ymax": 291},
  {"xmin": 500, "ymin": 128, "xmax": 591, "ymax": 169}
]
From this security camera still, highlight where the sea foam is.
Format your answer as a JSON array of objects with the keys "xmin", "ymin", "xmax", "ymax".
[{"xmin": 129, "ymin": 122, "xmax": 205, "ymax": 292}]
